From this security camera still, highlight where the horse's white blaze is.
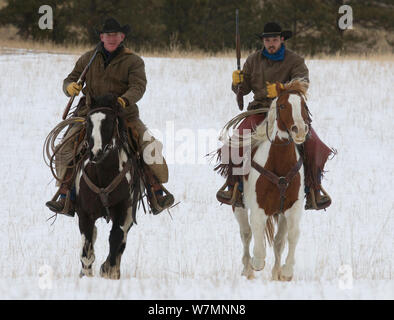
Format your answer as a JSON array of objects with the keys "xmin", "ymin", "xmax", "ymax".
[
  {"xmin": 90, "ymin": 112, "xmax": 106, "ymax": 156},
  {"xmin": 289, "ymin": 95, "xmax": 307, "ymax": 142}
]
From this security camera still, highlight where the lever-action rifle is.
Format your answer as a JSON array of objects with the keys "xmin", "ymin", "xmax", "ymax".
[
  {"xmin": 235, "ymin": 9, "xmax": 244, "ymax": 111},
  {"xmin": 62, "ymin": 43, "xmax": 100, "ymax": 120}
]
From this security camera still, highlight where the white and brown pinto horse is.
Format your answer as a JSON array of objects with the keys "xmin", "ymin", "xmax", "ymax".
[{"xmin": 234, "ymin": 80, "xmax": 310, "ymax": 281}]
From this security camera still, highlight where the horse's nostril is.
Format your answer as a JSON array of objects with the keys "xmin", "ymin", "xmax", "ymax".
[{"xmin": 291, "ymin": 125, "xmax": 298, "ymax": 134}]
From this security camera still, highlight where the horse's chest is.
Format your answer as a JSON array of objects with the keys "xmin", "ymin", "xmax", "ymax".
[
  {"xmin": 79, "ymin": 163, "xmax": 130, "ymax": 215},
  {"xmin": 251, "ymin": 145, "xmax": 302, "ymax": 216}
]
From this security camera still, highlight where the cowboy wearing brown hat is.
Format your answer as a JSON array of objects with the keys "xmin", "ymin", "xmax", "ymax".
[
  {"xmin": 216, "ymin": 22, "xmax": 334, "ymax": 211},
  {"xmin": 46, "ymin": 18, "xmax": 174, "ymax": 216}
]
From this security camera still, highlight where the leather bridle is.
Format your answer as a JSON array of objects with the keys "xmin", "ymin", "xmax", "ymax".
[{"xmin": 265, "ymin": 90, "xmax": 311, "ymax": 146}]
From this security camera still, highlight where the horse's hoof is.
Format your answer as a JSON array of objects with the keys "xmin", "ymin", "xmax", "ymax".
[
  {"xmin": 100, "ymin": 262, "xmax": 120, "ymax": 280},
  {"xmin": 80, "ymin": 268, "xmax": 93, "ymax": 278},
  {"xmin": 279, "ymin": 274, "xmax": 293, "ymax": 282},
  {"xmin": 251, "ymin": 257, "xmax": 265, "ymax": 271},
  {"xmin": 242, "ymin": 267, "xmax": 254, "ymax": 280},
  {"xmin": 277, "ymin": 266, "xmax": 293, "ymax": 281},
  {"xmin": 271, "ymin": 268, "xmax": 280, "ymax": 281}
]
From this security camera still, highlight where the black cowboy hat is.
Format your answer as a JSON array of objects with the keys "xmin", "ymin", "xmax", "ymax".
[
  {"xmin": 258, "ymin": 22, "xmax": 292, "ymax": 40},
  {"xmin": 96, "ymin": 17, "xmax": 130, "ymax": 35}
]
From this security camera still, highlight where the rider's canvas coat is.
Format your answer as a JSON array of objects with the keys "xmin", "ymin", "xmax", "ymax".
[
  {"xmin": 61, "ymin": 45, "xmax": 168, "ymax": 184},
  {"xmin": 63, "ymin": 45, "xmax": 146, "ymax": 121},
  {"xmin": 235, "ymin": 48, "xmax": 309, "ymax": 110}
]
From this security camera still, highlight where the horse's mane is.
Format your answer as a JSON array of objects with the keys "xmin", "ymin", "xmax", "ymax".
[
  {"xmin": 283, "ymin": 78, "xmax": 309, "ymax": 100},
  {"xmin": 251, "ymin": 78, "xmax": 309, "ymax": 147}
]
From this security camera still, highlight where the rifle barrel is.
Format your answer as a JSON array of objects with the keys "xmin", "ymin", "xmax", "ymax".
[
  {"xmin": 236, "ymin": 9, "xmax": 240, "ymax": 70},
  {"xmin": 62, "ymin": 44, "xmax": 100, "ymax": 120}
]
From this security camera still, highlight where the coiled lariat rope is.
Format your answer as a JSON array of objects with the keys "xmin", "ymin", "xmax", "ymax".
[
  {"xmin": 43, "ymin": 117, "xmax": 87, "ymax": 185},
  {"xmin": 218, "ymin": 107, "xmax": 270, "ymax": 149}
]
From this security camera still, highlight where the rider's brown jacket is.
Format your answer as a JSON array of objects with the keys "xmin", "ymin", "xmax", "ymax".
[
  {"xmin": 235, "ymin": 48, "xmax": 309, "ymax": 110},
  {"xmin": 63, "ymin": 45, "xmax": 146, "ymax": 120}
]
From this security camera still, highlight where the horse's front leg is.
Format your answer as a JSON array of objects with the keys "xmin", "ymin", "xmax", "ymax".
[
  {"xmin": 272, "ymin": 213, "xmax": 287, "ymax": 280},
  {"xmin": 79, "ymin": 214, "xmax": 97, "ymax": 278},
  {"xmin": 250, "ymin": 207, "xmax": 268, "ymax": 272},
  {"xmin": 100, "ymin": 204, "xmax": 134, "ymax": 280},
  {"xmin": 279, "ymin": 200, "xmax": 303, "ymax": 281},
  {"xmin": 233, "ymin": 207, "xmax": 253, "ymax": 279}
]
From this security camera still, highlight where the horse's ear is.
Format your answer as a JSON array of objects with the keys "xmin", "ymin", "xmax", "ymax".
[{"xmin": 276, "ymin": 82, "xmax": 285, "ymax": 95}]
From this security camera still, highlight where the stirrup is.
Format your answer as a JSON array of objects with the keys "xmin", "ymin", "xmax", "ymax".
[
  {"xmin": 305, "ymin": 186, "xmax": 331, "ymax": 210},
  {"xmin": 46, "ymin": 189, "xmax": 75, "ymax": 217},
  {"xmin": 216, "ymin": 182, "xmax": 244, "ymax": 207},
  {"xmin": 60, "ymin": 190, "xmax": 74, "ymax": 216},
  {"xmin": 149, "ymin": 184, "xmax": 174, "ymax": 215}
]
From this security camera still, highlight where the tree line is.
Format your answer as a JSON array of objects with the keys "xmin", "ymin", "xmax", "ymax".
[{"xmin": 0, "ymin": 0, "xmax": 393, "ymax": 55}]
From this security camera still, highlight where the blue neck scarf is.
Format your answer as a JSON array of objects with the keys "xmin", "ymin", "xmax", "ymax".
[{"xmin": 262, "ymin": 44, "xmax": 285, "ymax": 61}]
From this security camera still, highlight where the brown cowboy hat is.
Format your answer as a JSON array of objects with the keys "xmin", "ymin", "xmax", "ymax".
[
  {"xmin": 258, "ymin": 22, "xmax": 292, "ymax": 40},
  {"xmin": 96, "ymin": 17, "xmax": 130, "ymax": 35}
]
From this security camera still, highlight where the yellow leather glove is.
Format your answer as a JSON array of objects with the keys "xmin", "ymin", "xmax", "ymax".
[
  {"xmin": 117, "ymin": 97, "xmax": 127, "ymax": 109},
  {"xmin": 66, "ymin": 82, "xmax": 83, "ymax": 96},
  {"xmin": 266, "ymin": 81, "xmax": 284, "ymax": 98},
  {"xmin": 232, "ymin": 70, "xmax": 243, "ymax": 86}
]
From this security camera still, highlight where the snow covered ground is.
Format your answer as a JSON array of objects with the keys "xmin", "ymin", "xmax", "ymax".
[{"xmin": 0, "ymin": 49, "xmax": 392, "ymax": 299}]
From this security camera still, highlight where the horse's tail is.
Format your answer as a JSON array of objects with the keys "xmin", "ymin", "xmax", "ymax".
[{"xmin": 265, "ymin": 214, "xmax": 279, "ymax": 247}]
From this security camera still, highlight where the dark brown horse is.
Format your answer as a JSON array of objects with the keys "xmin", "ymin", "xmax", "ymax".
[{"xmin": 74, "ymin": 94, "xmax": 143, "ymax": 279}]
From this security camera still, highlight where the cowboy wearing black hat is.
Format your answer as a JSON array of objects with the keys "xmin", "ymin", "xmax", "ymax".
[
  {"xmin": 46, "ymin": 18, "xmax": 174, "ymax": 216},
  {"xmin": 216, "ymin": 22, "xmax": 334, "ymax": 211}
]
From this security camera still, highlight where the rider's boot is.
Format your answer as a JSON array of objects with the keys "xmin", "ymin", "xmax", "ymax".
[
  {"xmin": 142, "ymin": 163, "xmax": 174, "ymax": 215},
  {"xmin": 148, "ymin": 183, "xmax": 175, "ymax": 215},
  {"xmin": 216, "ymin": 177, "xmax": 244, "ymax": 207},
  {"xmin": 305, "ymin": 185, "xmax": 331, "ymax": 210},
  {"xmin": 45, "ymin": 169, "xmax": 75, "ymax": 217}
]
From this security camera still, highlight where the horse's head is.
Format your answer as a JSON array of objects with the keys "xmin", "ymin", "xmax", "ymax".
[
  {"xmin": 86, "ymin": 94, "xmax": 123, "ymax": 163},
  {"xmin": 272, "ymin": 79, "xmax": 311, "ymax": 145}
]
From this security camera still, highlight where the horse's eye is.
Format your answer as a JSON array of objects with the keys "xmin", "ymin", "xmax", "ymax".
[{"xmin": 279, "ymin": 104, "xmax": 285, "ymax": 109}]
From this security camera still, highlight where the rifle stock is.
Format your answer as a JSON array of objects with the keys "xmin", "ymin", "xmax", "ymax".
[
  {"xmin": 235, "ymin": 9, "xmax": 243, "ymax": 111},
  {"xmin": 236, "ymin": 9, "xmax": 241, "ymax": 71},
  {"xmin": 62, "ymin": 44, "xmax": 100, "ymax": 120}
]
